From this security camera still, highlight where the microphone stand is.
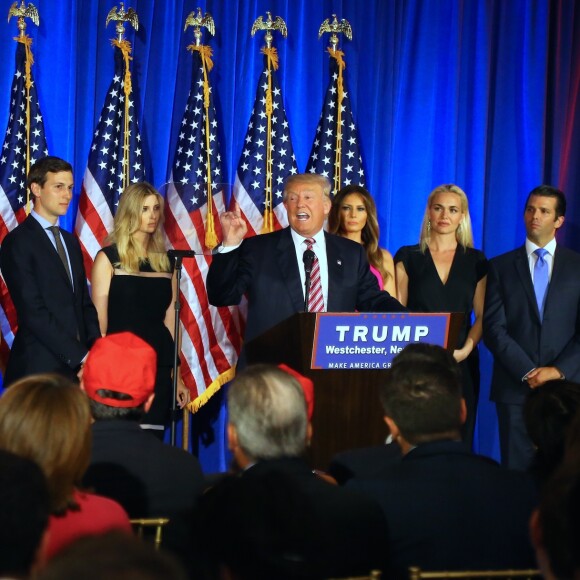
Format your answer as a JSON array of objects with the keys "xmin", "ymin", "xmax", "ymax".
[
  {"xmin": 303, "ymin": 250, "xmax": 314, "ymax": 312},
  {"xmin": 168, "ymin": 249, "xmax": 198, "ymax": 447}
]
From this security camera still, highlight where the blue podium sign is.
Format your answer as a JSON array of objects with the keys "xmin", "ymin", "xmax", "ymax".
[{"xmin": 311, "ymin": 312, "xmax": 452, "ymax": 370}]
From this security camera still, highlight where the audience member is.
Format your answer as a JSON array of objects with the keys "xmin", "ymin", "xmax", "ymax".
[
  {"xmin": 524, "ymin": 380, "xmax": 580, "ymax": 487},
  {"xmin": 347, "ymin": 352, "xmax": 538, "ymax": 578},
  {"xmin": 0, "ymin": 373, "xmax": 131, "ymax": 560},
  {"xmin": 530, "ymin": 468, "xmax": 580, "ymax": 579},
  {"xmin": 328, "ymin": 343, "xmax": 459, "ymax": 484},
  {"xmin": 195, "ymin": 363, "xmax": 388, "ymax": 579},
  {"xmin": 81, "ymin": 332, "xmax": 205, "ymax": 572},
  {"xmin": 37, "ymin": 531, "xmax": 188, "ymax": 580},
  {"xmin": 0, "ymin": 449, "xmax": 50, "ymax": 578}
]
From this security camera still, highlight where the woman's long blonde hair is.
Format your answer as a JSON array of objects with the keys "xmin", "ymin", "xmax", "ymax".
[
  {"xmin": 108, "ymin": 182, "xmax": 171, "ymax": 273},
  {"xmin": 328, "ymin": 185, "xmax": 392, "ymax": 286},
  {"xmin": 419, "ymin": 184, "xmax": 474, "ymax": 252}
]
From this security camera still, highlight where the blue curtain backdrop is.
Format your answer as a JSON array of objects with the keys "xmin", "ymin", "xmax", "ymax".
[{"xmin": 1, "ymin": 0, "xmax": 579, "ymax": 469}]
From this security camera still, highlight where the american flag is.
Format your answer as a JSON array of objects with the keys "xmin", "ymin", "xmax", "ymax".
[
  {"xmin": 164, "ymin": 45, "xmax": 242, "ymax": 410},
  {"xmin": 75, "ymin": 43, "xmax": 146, "ymax": 277},
  {"xmin": 230, "ymin": 50, "xmax": 298, "ymax": 236},
  {"xmin": 0, "ymin": 38, "xmax": 48, "ymax": 370},
  {"xmin": 305, "ymin": 49, "xmax": 365, "ymax": 196}
]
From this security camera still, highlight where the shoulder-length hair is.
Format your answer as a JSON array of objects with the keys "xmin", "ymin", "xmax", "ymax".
[
  {"xmin": 0, "ymin": 374, "xmax": 92, "ymax": 515},
  {"xmin": 328, "ymin": 185, "xmax": 391, "ymax": 286},
  {"xmin": 419, "ymin": 184, "xmax": 474, "ymax": 252},
  {"xmin": 107, "ymin": 182, "xmax": 171, "ymax": 273}
]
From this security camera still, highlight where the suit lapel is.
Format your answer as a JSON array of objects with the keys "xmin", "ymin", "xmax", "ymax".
[
  {"xmin": 27, "ymin": 217, "xmax": 74, "ymax": 290},
  {"xmin": 514, "ymin": 245, "xmax": 541, "ymax": 321},
  {"xmin": 276, "ymin": 229, "xmax": 305, "ymax": 312},
  {"xmin": 544, "ymin": 245, "xmax": 563, "ymax": 314},
  {"xmin": 325, "ymin": 232, "xmax": 344, "ymax": 311}
]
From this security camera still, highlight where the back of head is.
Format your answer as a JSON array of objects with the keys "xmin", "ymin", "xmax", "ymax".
[
  {"xmin": 524, "ymin": 380, "xmax": 580, "ymax": 484},
  {"xmin": 227, "ymin": 364, "xmax": 308, "ymax": 461},
  {"xmin": 392, "ymin": 342, "xmax": 461, "ymax": 379},
  {"xmin": 37, "ymin": 531, "xmax": 187, "ymax": 580},
  {"xmin": 0, "ymin": 449, "xmax": 50, "ymax": 577},
  {"xmin": 83, "ymin": 332, "xmax": 157, "ymax": 422},
  {"xmin": 0, "ymin": 374, "xmax": 91, "ymax": 514},
  {"xmin": 380, "ymin": 357, "xmax": 462, "ymax": 445}
]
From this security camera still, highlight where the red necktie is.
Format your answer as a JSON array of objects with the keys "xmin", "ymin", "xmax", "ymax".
[{"xmin": 305, "ymin": 238, "xmax": 324, "ymax": 312}]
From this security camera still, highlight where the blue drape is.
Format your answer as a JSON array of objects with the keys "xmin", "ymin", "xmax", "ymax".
[{"xmin": 1, "ymin": 0, "xmax": 579, "ymax": 468}]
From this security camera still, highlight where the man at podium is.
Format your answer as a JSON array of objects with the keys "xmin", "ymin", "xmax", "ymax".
[{"xmin": 207, "ymin": 173, "xmax": 405, "ymax": 346}]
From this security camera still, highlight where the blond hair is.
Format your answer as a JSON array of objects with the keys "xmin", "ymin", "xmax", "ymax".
[
  {"xmin": 0, "ymin": 374, "xmax": 92, "ymax": 514},
  {"xmin": 419, "ymin": 184, "xmax": 474, "ymax": 252},
  {"xmin": 283, "ymin": 173, "xmax": 332, "ymax": 201},
  {"xmin": 108, "ymin": 182, "xmax": 171, "ymax": 273}
]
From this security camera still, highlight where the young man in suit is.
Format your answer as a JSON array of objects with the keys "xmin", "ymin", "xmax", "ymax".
[
  {"xmin": 0, "ymin": 156, "xmax": 100, "ymax": 385},
  {"xmin": 347, "ymin": 353, "xmax": 538, "ymax": 578},
  {"xmin": 483, "ymin": 185, "xmax": 580, "ymax": 470},
  {"xmin": 207, "ymin": 173, "xmax": 405, "ymax": 345}
]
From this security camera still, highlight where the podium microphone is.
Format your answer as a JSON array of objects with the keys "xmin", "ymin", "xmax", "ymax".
[{"xmin": 303, "ymin": 249, "xmax": 315, "ymax": 312}]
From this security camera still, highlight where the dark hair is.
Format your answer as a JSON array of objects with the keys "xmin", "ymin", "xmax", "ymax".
[
  {"xmin": 37, "ymin": 531, "xmax": 188, "ymax": 580},
  {"xmin": 0, "ymin": 449, "xmax": 50, "ymax": 577},
  {"xmin": 88, "ymin": 389, "xmax": 146, "ymax": 421},
  {"xmin": 379, "ymin": 358, "xmax": 462, "ymax": 445},
  {"xmin": 537, "ymin": 469, "xmax": 580, "ymax": 578},
  {"xmin": 525, "ymin": 185, "xmax": 566, "ymax": 218},
  {"xmin": 27, "ymin": 156, "xmax": 73, "ymax": 189},
  {"xmin": 524, "ymin": 380, "xmax": 580, "ymax": 486},
  {"xmin": 392, "ymin": 342, "xmax": 461, "ymax": 380}
]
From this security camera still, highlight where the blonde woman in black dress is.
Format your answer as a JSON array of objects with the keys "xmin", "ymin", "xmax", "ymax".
[
  {"xmin": 91, "ymin": 182, "xmax": 189, "ymax": 436},
  {"xmin": 394, "ymin": 184, "xmax": 487, "ymax": 447}
]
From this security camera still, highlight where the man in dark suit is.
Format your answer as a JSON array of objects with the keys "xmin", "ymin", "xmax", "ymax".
[
  {"xmin": 0, "ymin": 156, "xmax": 100, "ymax": 385},
  {"xmin": 207, "ymin": 173, "xmax": 404, "ymax": 344},
  {"xmin": 81, "ymin": 332, "xmax": 205, "ymax": 574},
  {"xmin": 195, "ymin": 363, "xmax": 388, "ymax": 579},
  {"xmin": 483, "ymin": 185, "xmax": 580, "ymax": 470},
  {"xmin": 347, "ymin": 353, "xmax": 538, "ymax": 578}
]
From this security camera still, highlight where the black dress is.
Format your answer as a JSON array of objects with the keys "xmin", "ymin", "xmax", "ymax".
[
  {"xmin": 99, "ymin": 245, "xmax": 174, "ymax": 427},
  {"xmin": 394, "ymin": 244, "xmax": 488, "ymax": 447}
]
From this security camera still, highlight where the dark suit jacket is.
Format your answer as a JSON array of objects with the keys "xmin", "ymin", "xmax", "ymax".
[
  {"xmin": 347, "ymin": 441, "xmax": 538, "ymax": 579},
  {"xmin": 328, "ymin": 442, "xmax": 402, "ymax": 485},
  {"xmin": 0, "ymin": 215, "xmax": 100, "ymax": 385},
  {"xmin": 242, "ymin": 458, "xmax": 389, "ymax": 578},
  {"xmin": 483, "ymin": 245, "xmax": 580, "ymax": 404},
  {"xmin": 84, "ymin": 420, "xmax": 205, "ymax": 567},
  {"xmin": 207, "ymin": 227, "xmax": 405, "ymax": 343}
]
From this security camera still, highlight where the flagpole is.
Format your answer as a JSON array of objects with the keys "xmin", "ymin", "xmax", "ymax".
[
  {"xmin": 251, "ymin": 12, "xmax": 288, "ymax": 234},
  {"xmin": 8, "ymin": 1, "xmax": 40, "ymax": 214}
]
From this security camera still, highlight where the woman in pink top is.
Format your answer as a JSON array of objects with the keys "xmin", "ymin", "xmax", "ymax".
[
  {"xmin": 0, "ymin": 374, "xmax": 131, "ymax": 561},
  {"xmin": 328, "ymin": 185, "xmax": 396, "ymax": 296}
]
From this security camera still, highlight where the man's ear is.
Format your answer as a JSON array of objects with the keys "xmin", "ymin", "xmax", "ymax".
[
  {"xmin": 227, "ymin": 423, "xmax": 238, "ymax": 451},
  {"xmin": 144, "ymin": 393, "xmax": 155, "ymax": 413},
  {"xmin": 306, "ymin": 421, "xmax": 313, "ymax": 446},
  {"xmin": 384, "ymin": 416, "xmax": 400, "ymax": 441},
  {"xmin": 29, "ymin": 182, "xmax": 40, "ymax": 200},
  {"xmin": 459, "ymin": 398, "xmax": 467, "ymax": 425}
]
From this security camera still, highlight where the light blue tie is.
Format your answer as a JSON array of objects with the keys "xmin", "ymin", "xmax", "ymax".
[{"xmin": 534, "ymin": 248, "xmax": 549, "ymax": 319}]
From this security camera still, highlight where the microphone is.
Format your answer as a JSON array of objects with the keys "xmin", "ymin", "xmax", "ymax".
[
  {"xmin": 303, "ymin": 249, "xmax": 315, "ymax": 312},
  {"xmin": 167, "ymin": 249, "xmax": 198, "ymax": 259}
]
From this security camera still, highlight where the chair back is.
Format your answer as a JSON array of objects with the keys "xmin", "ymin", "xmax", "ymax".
[
  {"xmin": 408, "ymin": 568, "xmax": 541, "ymax": 580},
  {"xmin": 130, "ymin": 517, "xmax": 170, "ymax": 550}
]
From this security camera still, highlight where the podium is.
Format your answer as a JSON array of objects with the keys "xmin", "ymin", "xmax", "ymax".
[{"xmin": 245, "ymin": 312, "xmax": 463, "ymax": 469}]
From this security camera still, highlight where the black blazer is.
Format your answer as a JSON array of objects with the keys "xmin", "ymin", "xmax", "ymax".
[
  {"xmin": 207, "ymin": 227, "xmax": 405, "ymax": 343},
  {"xmin": 483, "ymin": 245, "xmax": 580, "ymax": 404},
  {"xmin": 0, "ymin": 215, "xmax": 100, "ymax": 385},
  {"xmin": 347, "ymin": 441, "xmax": 538, "ymax": 578}
]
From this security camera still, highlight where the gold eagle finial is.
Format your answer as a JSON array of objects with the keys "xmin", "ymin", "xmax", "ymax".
[
  {"xmin": 318, "ymin": 14, "xmax": 352, "ymax": 50},
  {"xmin": 184, "ymin": 7, "xmax": 215, "ymax": 45},
  {"xmin": 251, "ymin": 11, "xmax": 287, "ymax": 49},
  {"xmin": 106, "ymin": 2, "xmax": 139, "ymax": 42},
  {"xmin": 7, "ymin": 1, "xmax": 39, "ymax": 36}
]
